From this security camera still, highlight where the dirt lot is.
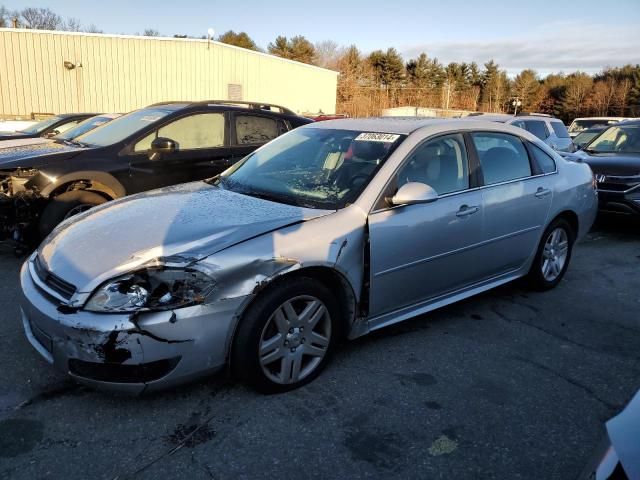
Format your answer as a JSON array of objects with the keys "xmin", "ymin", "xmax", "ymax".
[{"xmin": 0, "ymin": 216, "xmax": 638, "ymax": 480}]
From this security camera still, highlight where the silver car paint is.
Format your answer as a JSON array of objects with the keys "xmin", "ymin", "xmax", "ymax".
[{"xmin": 20, "ymin": 119, "xmax": 598, "ymax": 392}]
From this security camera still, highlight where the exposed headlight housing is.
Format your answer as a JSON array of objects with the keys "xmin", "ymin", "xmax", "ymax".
[{"xmin": 84, "ymin": 268, "xmax": 215, "ymax": 313}]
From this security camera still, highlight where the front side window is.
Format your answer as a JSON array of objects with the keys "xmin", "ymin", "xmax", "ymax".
[
  {"xmin": 134, "ymin": 113, "xmax": 225, "ymax": 152},
  {"xmin": 235, "ymin": 115, "xmax": 279, "ymax": 145},
  {"xmin": 216, "ymin": 128, "xmax": 405, "ymax": 209},
  {"xmin": 396, "ymin": 134, "xmax": 469, "ymax": 196},
  {"xmin": 529, "ymin": 144, "xmax": 557, "ymax": 174},
  {"xmin": 587, "ymin": 125, "xmax": 640, "ymax": 153},
  {"xmin": 472, "ymin": 132, "xmax": 532, "ymax": 185},
  {"xmin": 524, "ymin": 120, "xmax": 549, "ymax": 140}
]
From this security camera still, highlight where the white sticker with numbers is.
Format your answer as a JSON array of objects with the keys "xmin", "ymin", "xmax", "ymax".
[{"xmin": 354, "ymin": 132, "xmax": 400, "ymax": 143}]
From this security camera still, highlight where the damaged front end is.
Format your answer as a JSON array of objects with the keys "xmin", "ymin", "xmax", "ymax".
[{"xmin": 0, "ymin": 168, "xmax": 45, "ymax": 248}]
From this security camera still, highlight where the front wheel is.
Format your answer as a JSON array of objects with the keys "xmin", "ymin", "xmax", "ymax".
[
  {"xmin": 231, "ymin": 277, "xmax": 339, "ymax": 393},
  {"xmin": 38, "ymin": 190, "xmax": 107, "ymax": 239},
  {"xmin": 527, "ymin": 218, "xmax": 575, "ymax": 290}
]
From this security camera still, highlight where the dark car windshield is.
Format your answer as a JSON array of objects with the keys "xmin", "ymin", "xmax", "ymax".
[
  {"xmin": 55, "ymin": 115, "xmax": 117, "ymax": 141},
  {"xmin": 574, "ymin": 128, "xmax": 606, "ymax": 148},
  {"xmin": 216, "ymin": 128, "xmax": 405, "ymax": 209},
  {"xmin": 587, "ymin": 125, "xmax": 640, "ymax": 154},
  {"xmin": 18, "ymin": 116, "xmax": 64, "ymax": 134},
  {"xmin": 75, "ymin": 108, "xmax": 175, "ymax": 147}
]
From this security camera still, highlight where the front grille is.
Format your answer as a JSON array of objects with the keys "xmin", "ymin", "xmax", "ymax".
[{"xmin": 33, "ymin": 255, "xmax": 77, "ymax": 300}]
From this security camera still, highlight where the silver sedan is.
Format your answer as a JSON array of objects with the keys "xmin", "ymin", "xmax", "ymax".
[{"xmin": 20, "ymin": 119, "xmax": 598, "ymax": 393}]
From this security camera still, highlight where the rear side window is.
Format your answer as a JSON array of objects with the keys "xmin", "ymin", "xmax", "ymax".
[
  {"xmin": 235, "ymin": 115, "xmax": 279, "ymax": 145},
  {"xmin": 529, "ymin": 144, "xmax": 557, "ymax": 174},
  {"xmin": 551, "ymin": 121, "xmax": 570, "ymax": 138},
  {"xmin": 472, "ymin": 132, "xmax": 532, "ymax": 185},
  {"xmin": 524, "ymin": 120, "xmax": 549, "ymax": 140}
]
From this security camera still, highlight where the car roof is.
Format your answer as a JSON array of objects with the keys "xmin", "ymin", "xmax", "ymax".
[
  {"xmin": 303, "ymin": 117, "xmax": 542, "ymax": 138},
  {"xmin": 572, "ymin": 117, "xmax": 630, "ymax": 121},
  {"xmin": 618, "ymin": 119, "xmax": 640, "ymax": 126},
  {"xmin": 148, "ymin": 100, "xmax": 298, "ymax": 116},
  {"xmin": 305, "ymin": 117, "xmax": 453, "ymax": 134}
]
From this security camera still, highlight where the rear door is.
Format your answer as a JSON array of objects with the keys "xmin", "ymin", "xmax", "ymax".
[
  {"xmin": 368, "ymin": 133, "xmax": 485, "ymax": 317},
  {"xmin": 470, "ymin": 132, "xmax": 554, "ymax": 276},
  {"xmin": 228, "ymin": 113, "xmax": 289, "ymax": 163},
  {"xmin": 127, "ymin": 111, "xmax": 230, "ymax": 192}
]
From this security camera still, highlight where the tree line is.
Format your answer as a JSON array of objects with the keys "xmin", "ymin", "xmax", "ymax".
[{"xmin": 2, "ymin": 6, "xmax": 639, "ymax": 121}]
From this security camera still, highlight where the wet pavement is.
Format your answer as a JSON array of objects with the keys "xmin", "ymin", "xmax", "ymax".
[{"xmin": 0, "ymin": 216, "xmax": 638, "ymax": 479}]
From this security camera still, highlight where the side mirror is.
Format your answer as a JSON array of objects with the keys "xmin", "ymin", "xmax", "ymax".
[
  {"xmin": 389, "ymin": 182, "xmax": 438, "ymax": 206},
  {"xmin": 149, "ymin": 137, "xmax": 177, "ymax": 159},
  {"xmin": 44, "ymin": 130, "xmax": 58, "ymax": 138}
]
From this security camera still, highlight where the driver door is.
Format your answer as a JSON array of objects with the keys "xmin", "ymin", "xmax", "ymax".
[
  {"xmin": 127, "ymin": 112, "xmax": 230, "ymax": 193},
  {"xmin": 367, "ymin": 133, "xmax": 485, "ymax": 317}
]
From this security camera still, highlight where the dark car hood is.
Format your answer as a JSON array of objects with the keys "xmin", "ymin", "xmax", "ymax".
[
  {"xmin": 0, "ymin": 132, "xmax": 33, "ymax": 141},
  {"xmin": 0, "ymin": 141, "xmax": 86, "ymax": 169},
  {"xmin": 39, "ymin": 182, "xmax": 334, "ymax": 293},
  {"xmin": 572, "ymin": 151, "xmax": 640, "ymax": 176}
]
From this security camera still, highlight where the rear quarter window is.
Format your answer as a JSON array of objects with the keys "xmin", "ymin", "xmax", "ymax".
[
  {"xmin": 529, "ymin": 144, "xmax": 557, "ymax": 174},
  {"xmin": 551, "ymin": 121, "xmax": 570, "ymax": 138}
]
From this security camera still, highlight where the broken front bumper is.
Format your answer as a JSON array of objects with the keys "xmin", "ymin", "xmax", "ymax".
[{"xmin": 20, "ymin": 261, "xmax": 249, "ymax": 394}]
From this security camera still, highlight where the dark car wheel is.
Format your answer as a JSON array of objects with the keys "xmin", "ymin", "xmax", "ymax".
[
  {"xmin": 39, "ymin": 190, "xmax": 107, "ymax": 238},
  {"xmin": 527, "ymin": 218, "xmax": 575, "ymax": 290},
  {"xmin": 231, "ymin": 277, "xmax": 339, "ymax": 393}
]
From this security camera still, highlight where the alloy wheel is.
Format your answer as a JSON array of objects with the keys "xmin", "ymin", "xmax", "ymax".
[
  {"xmin": 258, "ymin": 295, "xmax": 332, "ymax": 385},
  {"xmin": 541, "ymin": 227, "xmax": 569, "ymax": 282}
]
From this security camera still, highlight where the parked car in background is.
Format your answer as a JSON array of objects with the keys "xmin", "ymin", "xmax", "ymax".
[
  {"xmin": 579, "ymin": 389, "xmax": 640, "ymax": 480},
  {"xmin": 0, "ymin": 114, "xmax": 121, "ymax": 151},
  {"xmin": 0, "ymin": 101, "xmax": 311, "ymax": 247},
  {"xmin": 469, "ymin": 113, "xmax": 574, "ymax": 153},
  {"xmin": 566, "ymin": 119, "xmax": 640, "ymax": 217},
  {"xmin": 19, "ymin": 118, "xmax": 597, "ymax": 393},
  {"xmin": 0, "ymin": 120, "xmax": 37, "ymax": 132},
  {"xmin": 572, "ymin": 125, "xmax": 608, "ymax": 150},
  {"xmin": 0, "ymin": 113, "xmax": 97, "ymax": 142},
  {"xmin": 568, "ymin": 117, "xmax": 631, "ymax": 139}
]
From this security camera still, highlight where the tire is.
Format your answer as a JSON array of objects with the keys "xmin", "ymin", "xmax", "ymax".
[
  {"xmin": 38, "ymin": 190, "xmax": 107, "ymax": 239},
  {"xmin": 231, "ymin": 277, "xmax": 340, "ymax": 394},
  {"xmin": 527, "ymin": 218, "xmax": 575, "ymax": 291}
]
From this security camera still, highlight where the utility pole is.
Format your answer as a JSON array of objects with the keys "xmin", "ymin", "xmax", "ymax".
[{"xmin": 512, "ymin": 97, "xmax": 522, "ymax": 115}]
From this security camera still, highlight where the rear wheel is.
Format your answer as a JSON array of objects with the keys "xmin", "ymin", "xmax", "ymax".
[
  {"xmin": 231, "ymin": 277, "xmax": 339, "ymax": 393},
  {"xmin": 38, "ymin": 190, "xmax": 107, "ymax": 238},
  {"xmin": 527, "ymin": 218, "xmax": 575, "ymax": 290}
]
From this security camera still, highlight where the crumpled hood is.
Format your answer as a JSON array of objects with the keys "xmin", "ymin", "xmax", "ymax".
[
  {"xmin": 0, "ymin": 141, "xmax": 85, "ymax": 169},
  {"xmin": 39, "ymin": 182, "xmax": 333, "ymax": 293}
]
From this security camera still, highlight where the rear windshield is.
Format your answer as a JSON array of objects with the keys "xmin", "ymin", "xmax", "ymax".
[
  {"xmin": 569, "ymin": 119, "xmax": 617, "ymax": 133},
  {"xmin": 551, "ymin": 121, "xmax": 570, "ymax": 138}
]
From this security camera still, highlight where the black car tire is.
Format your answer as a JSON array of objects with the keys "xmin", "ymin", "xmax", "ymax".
[
  {"xmin": 527, "ymin": 217, "xmax": 575, "ymax": 291},
  {"xmin": 39, "ymin": 190, "xmax": 107, "ymax": 238},
  {"xmin": 231, "ymin": 277, "xmax": 339, "ymax": 394}
]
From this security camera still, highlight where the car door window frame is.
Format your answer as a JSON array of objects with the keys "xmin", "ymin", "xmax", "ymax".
[
  {"xmin": 523, "ymin": 141, "xmax": 558, "ymax": 175},
  {"xmin": 372, "ymin": 131, "xmax": 479, "ymax": 212},
  {"xmin": 127, "ymin": 110, "xmax": 230, "ymax": 154}
]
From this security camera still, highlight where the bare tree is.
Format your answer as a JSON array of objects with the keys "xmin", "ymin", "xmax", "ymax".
[
  {"xmin": 85, "ymin": 24, "xmax": 103, "ymax": 34},
  {"xmin": 314, "ymin": 40, "xmax": 343, "ymax": 69},
  {"xmin": 62, "ymin": 17, "xmax": 82, "ymax": 32},
  {"xmin": 143, "ymin": 28, "xmax": 160, "ymax": 37},
  {"xmin": 19, "ymin": 7, "xmax": 63, "ymax": 30}
]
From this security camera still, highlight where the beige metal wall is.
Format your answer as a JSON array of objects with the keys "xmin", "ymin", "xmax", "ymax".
[{"xmin": 0, "ymin": 28, "xmax": 338, "ymax": 118}]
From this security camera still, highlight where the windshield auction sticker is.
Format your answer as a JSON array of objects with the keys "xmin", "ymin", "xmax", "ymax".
[{"xmin": 354, "ymin": 132, "xmax": 400, "ymax": 142}]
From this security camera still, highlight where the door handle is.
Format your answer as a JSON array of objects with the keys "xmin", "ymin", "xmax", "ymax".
[
  {"xmin": 456, "ymin": 205, "xmax": 479, "ymax": 217},
  {"xmin": 535, "ymin": 187, "xmax": 552, "ymax": 198}
]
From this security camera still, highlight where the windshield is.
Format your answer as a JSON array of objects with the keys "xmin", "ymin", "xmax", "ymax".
[
  {"xmin": 18, "ymin": 116, "xmax": 63, "ymax": 134},
  {"xmin": 55, "ymin": 115, "xmax": 117, "ymax": 141},
  {"xmin": 587, "ymin": 125, "xmax": 640, "ymax": 153},
  {"xmin": 574, "ymin": 130, "xmax": 602, "ymax": 148},
  {"xmin": 216, "ymin": 128, "xmax": 405, "ymax": 209},
  {"xmin": 569, "ymin": 119, "xmax": 618, "ymax": 133},
  {"xmin": 75, "ymin": 108, "xmax": 174, "ymax": 147}
]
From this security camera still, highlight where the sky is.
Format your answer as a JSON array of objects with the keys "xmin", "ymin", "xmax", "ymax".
[{"xmin": 3, "ymin": 0, "xmax": 640, "ymax": 76}]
